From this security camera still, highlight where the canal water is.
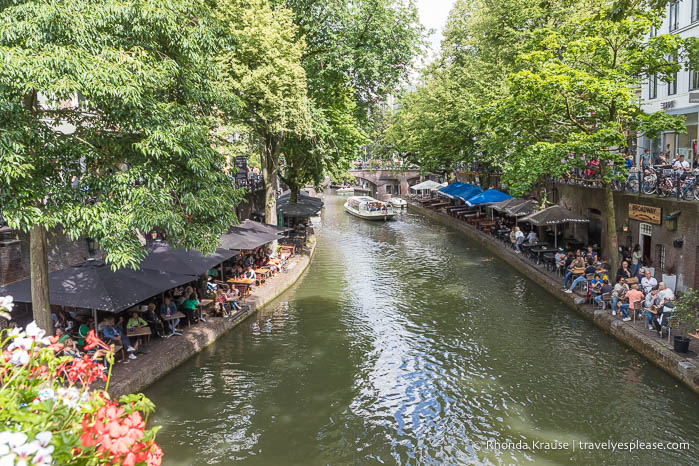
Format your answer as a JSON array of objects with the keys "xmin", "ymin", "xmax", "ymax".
[{"xmin": 146, "ymin": 195, "xmax": 698, "ymax": 465}]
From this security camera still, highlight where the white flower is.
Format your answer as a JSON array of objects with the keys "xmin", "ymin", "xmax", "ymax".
[
  {"xmin": 0, "ymin": 445, "xmax": 8, "ymax": 456},
  {"xmin": 4, "ymin": 432, "xmax": 27, "ymax": 450},
  {"xmin": 30, "ymin": 446, "xmax": 52, "ymax": 465},
  {"xmin": 0, "ymin": 296, "xmax": 13, "ymax": 313},
  {"xmin": 37, "ymin": 389, "xmax": 54, "ymax": 403},
  {"xmin": 24, "ymin": 322, "xmax": 45, "ymax": 341},
  {"xmin": 0, "ymin": 453, "xmax": 16, "ymax": 466},
  {"xmin": 33, "ymin": 433, "xmax": 51, "ymax": 449},
  {"xmin": 9, "ymin": 350, "xmax": 29, "ymax": 366},
  {"xmin": 14, "ymin": 442, "xmax": 39, "ymax": 460},
  {"xmin": 8, "ymin": 337, "xmax": 33, "ymax": 352}
]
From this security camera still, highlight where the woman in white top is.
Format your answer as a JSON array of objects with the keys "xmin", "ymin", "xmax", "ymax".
[
  {"xmin": 514, "ymin": 227, "xmax": 524, "ymax": 253},
  {"xmin": 631, "ymin": 244, "xmax": 642, "ymax": 276}
]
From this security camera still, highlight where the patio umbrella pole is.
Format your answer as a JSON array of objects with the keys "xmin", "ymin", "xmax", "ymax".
[
  {"xmin": 554, "ymin": 224, "xmax": 557, "ymax": 249},
  {"xmin": 92, "ymin": 309, "xmax": 98, "ymax": 333}
]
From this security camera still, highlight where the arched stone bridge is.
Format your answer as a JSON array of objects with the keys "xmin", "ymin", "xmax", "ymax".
[{"xmin": 349, "ymin": 168, "xmax": 421, "ymax": 200}]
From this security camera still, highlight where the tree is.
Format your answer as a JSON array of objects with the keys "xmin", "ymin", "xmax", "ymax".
[
  {"xmin": 493, "ymin": 0, "xmax": 689, "ymax": 270},
  {"xmin": 215, "ymin": 0, "xmax": 311, "ymax": 225},
  {"xmin": 279, "ymin": 0, "xmax": 425, "ymax": 200},
  {"xmin": 0, "ymin": 0, "xmax": 242, "ymax": 330}
]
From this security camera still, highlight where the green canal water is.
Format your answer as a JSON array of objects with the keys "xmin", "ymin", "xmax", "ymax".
[{"xmin": 146, "ymin": 195, "xmax": 699, "ymax": 465}]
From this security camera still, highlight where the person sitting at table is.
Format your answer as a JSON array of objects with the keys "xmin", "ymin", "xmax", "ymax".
[
  {"xmin": 513, "ymin": 227, "xmax": 524, "ymax": 253},
  {"xmin": 562, "ymin": 253, "xmax": 585, "ymax": 289},
  {"xmin": 160, "ymin": 296, "xmax": 181, "ymax": 336},
  {"xmin": 611, "ymin": 277, "xmax": 629, "ymax": 317},
  {"xmin": 509, "ymin": 229, "xmax": 517, "ymax": 249},
  {"xmin": 588, "ymin": 273, "xmax": 603, "ymax": 298},
  {"xmin": 143, "ymin": 303, "xmax": 166, "ymax": 338},
  {"xmin": 127, "ymin": 311, "xmax": 148, "ymax": 330},
  {"xmin": 206, "ymin": 276, "xmax": 218, "ymax": 293},
  {"xmin": 564, "ymin": 260, "xmax": 596, "ymax": 293},
  {"xmin": 244, "ymin": 265, "xmax": 256, "ymax": 280},
  {"xmin": 618, "ymin": 284, "xmax": 643, "ymax": 322},
  {"xmin": 615, "ymin": 260, "xmax": 632, "ymax": 283},
  {"xmin": 525, "ymin": 230, "xmax": 537, "ymax": 244},
  {"xmin": 640, "ymin": 269, "xmax": 657, "ymax": 294},
  {"xmin": 593, "ymin": 279, "xmax": 614, "ymax": 310},
  {"xmin": 645, "ymin": 282, "xmax": 674, "ymax": 331},
  {"xmin": 224, "ymin": 285, "xmax": 242, "ymax": 312},
  {"xmin": 182, "ymin": 292, "xmax": 203, "ymax": 324},
  {"xmin": 102, "ymin": 317, "xmax": 137, "ymax": 359},
  {"xmin": 582, "ymin": 246, "xmax": 597, "ymax": 261}
]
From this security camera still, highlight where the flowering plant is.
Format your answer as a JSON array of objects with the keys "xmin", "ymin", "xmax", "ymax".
[{"xmin": 0, "ymin": 296, "xmax": 162, "ymax": 465}]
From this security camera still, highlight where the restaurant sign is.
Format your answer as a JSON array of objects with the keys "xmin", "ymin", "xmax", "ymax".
[{"xmin": 629, "ymin": 203, "xmax": 661, "ymax": 224}]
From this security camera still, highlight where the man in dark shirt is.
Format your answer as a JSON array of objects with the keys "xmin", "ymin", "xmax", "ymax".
[{"xmin": 593, "ymin": 280, "xmax": 614, "ymax": 310}]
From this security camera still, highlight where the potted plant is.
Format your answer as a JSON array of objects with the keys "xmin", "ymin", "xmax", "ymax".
[
  {"xmin": 662, "ymin": 263, "xmax": 677, "ymax": 293},
  {"xmin": 673, "ymin": 289, "xmax": 699, "ymax": 353}
]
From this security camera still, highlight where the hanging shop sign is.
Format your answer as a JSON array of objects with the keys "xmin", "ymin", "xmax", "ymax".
[{"xmin": 629, "ymin": 203, "xmax": 662, "ymax": 225}]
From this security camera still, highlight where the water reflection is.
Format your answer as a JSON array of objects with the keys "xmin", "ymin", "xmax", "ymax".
[{"xmin": 147, "ymin": 195, "xmax": 699, "ymax": 465}]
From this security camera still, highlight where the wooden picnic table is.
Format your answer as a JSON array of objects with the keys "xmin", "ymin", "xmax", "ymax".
[
  {"xmin": 429, "ymin": 202, "xmax": 450, "ymax": 209},
  {"xmin": 227, "ymin": 277, "xmax": 255, "ymax": 285},
  {"xmin": 255, "ymin": 268, "xmax": 271, "ymax": 278},
  {"xmin": 280, "ymin": 244, "xmax": 295, "ymax": 255}
]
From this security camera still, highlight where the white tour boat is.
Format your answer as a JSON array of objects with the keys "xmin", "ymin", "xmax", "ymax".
[
  {"xmin": 344, "ymin": 196, "xmax": 396, "ymax": 221},
  {"xmin": 389, "ymin": 197, "xmax": 407, "ymax": 209},
  {"xmin": 336, "ymin": 186, "xmax": 355, "ymax": 195}
]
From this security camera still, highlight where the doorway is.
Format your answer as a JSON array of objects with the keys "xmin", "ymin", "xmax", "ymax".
[{"xmin": 639, "ymin": 223, "xmax": 653, "ymax": 267}]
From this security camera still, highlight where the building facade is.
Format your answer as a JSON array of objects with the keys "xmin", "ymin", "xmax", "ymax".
[{"xmin": 638, "ymin": 0, "xmax": 699, "ymax": 164}]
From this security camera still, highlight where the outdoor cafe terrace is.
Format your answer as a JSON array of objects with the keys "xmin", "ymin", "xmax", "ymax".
[
  {"xmin": 0, "ymin": 218, "xmax": 315, "ymax": 383},
  {"xmin": 412, "ymin": 183, "xmax": 699, "ymax": 358}
]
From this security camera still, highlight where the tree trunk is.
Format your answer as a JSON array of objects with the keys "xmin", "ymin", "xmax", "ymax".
[
  {"xmin": 261, "ymin": 134, "xmax": 280, "ymax": 226},
  {"xmin": 290, "ymin": 183, "xmax": 299, "ymax": 203},
  {"xmin": 602, "ymin": 179, "xmax": 619, "ymax": 274},
  {"xmin": 30, "ymin": 225, "xmax": 52, "ymax": 332}
]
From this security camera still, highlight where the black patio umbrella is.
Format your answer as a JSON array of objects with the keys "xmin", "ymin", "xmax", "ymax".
[
  {"xmin": 240, "ymin": 219, "xmax": 293, "ymax": 235},
  {"xmin": 521, "ymin": 205, "xmax": 589, "ymax": 248},
  {"xmin": 491, "ymin": 198, "xmax": 526, "ymax": 212},
  {"xmin": 219, "ymin": 224, "xmax": 280, "ymax": 250},
  {"xmin": 276, "ymin": 192, "xmax": 323, "ymax": 218},
  {"xmin": 505, "ymin": 200, "xmax": 538, "ymax": 224},
  {"xmin": 139, "ymin": 241, "xmax": 237, "ymax": 276},
  {"xmin": 1, "ymin": 259, "xmax": 196, "ymax": 314},
  {"xmin": 277, "ymin": 190, "xmax": 323, "ymax": 206}
]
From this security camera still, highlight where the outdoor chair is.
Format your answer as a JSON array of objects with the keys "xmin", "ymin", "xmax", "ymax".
[
  {"xmin": 593, "ymin": 292, "xmax": 610, "ymax": 311},
  {"xmin": 660, "ymin": 315, "xmax": 679, "ymax": 343}
]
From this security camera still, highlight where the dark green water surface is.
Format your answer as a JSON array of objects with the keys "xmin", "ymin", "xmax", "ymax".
[{"xmin": 147, "ymin": 195, "xmax": 698, "ymax": 465}]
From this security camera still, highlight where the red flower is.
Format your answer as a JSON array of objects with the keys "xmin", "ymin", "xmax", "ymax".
[
  {"xmin": 84, "ymin": 330, "xmax": 110, "ymax": 351},
  {"xmin": 47, "ymin": 335, "xmax": 65, "ymax": 353}
]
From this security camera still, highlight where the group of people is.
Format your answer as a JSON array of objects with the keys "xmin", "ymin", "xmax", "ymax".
[
  {"xmin": 509, "ymin": 226, "xmax": 537, "ymax": 253},
  {"xmin": 558, "ymin": 249, "xmax": 676, "ymax": 335},
  {"xmin": 40, "ymin": 244, "xmax": 295, "ymax": 369}
]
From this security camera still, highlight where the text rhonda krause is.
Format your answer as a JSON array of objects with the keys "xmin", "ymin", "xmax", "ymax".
[{"xmin": 485, "ymin": 440, "xmax": 690, "ymax": 452}]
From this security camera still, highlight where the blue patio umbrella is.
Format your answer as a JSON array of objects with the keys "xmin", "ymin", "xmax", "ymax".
[
  {"xmin": 465, "ymin": 188, "xmax": 512, "ymax": 206},
  {"xmin": 453, "ymin": 185, "xmax": 483, "ymax": 202},
  {"xmin": 437, "ymin": 182, "xmax": 465, "ymax": 198}
]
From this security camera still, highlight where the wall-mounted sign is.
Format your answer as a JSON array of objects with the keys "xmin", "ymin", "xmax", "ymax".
[
  {"xmin": 689, "ymin": 92, "xmax": 699, "ymax": 104},
  {"xmin": 629, "ymin": 203, "xmax": 662, "ymax": 225},
  {"xmin": 661, "ymin": 100, "xmax": 675, "ymax": 110}
]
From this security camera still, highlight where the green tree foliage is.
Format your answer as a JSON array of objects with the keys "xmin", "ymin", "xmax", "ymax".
[
  {"xmin": 278, "ymin": 0, "xmax": 425, "ymax": 200},
  {"xmin": 215, "ymin": 0, "xmax": 311, "ymax": 224},
  {"xmin": 0, "ymin": 0, "xmax": 243, "ymax": 328},
  {"xmin": 388, "ymin": 0, "xmax": 697, "ymax": 270}
]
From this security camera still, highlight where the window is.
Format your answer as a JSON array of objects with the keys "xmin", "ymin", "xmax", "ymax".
[
  {"xmin": 655, "ymin": 244, "xmax": 665, "ymax": 271},
  {"xmin": 691, "ymin": 69, "xmax": 699, "ymax": 91},
  {"xmin": 693, "ymin": 0, "xmax": 699, "ymax": 23},
  {"xmin": 385, "ymin": 185, "xmax": 392, "ymax": 194},
  {"xmin": 667, "ymin": 55, "xmax": 677, "ymax": 95},
  {"xmin": 649, "ymin": 74, "xmax": 657, "ymax": 99},
  {"xmin": 669, "ymin": 2, "xmax": 679, "ymax": 31}
]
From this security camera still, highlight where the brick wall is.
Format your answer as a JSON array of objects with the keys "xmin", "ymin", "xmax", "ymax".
[{"xmin": 549, "ymin": 182, "xmax": 699, "ymax": 291}]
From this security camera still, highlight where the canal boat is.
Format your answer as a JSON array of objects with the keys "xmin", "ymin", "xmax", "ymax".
[
  {"xmin": 389, "ymin": 197, "xmax": 407, "ymax": 209},
  {"xmin": 344, "ymin": 196, "xmax": 396, "ymax": 221},
  {"xmin": 336, "ymin": 186, "xmax": 355, "ymax": 195}
]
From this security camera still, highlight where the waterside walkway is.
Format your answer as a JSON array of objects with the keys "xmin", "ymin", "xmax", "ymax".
[
  {"xmin": 409, "ymin": 202, "xmax": 699, "ymax": 395},
  {"xmin": 105, "ymin": 237, "xmax": 317, "ymax": 397}
]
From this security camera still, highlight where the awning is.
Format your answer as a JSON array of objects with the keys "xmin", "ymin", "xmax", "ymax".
[
  {"xmin": 465, "ymin": 189, "xmax": 512, "ymax": 206},
  {"xmin": 276, "ymin": 192, "xmax": 323, "ymax": 218},
  {"xmin": 1, "ymin": 260, "xmax": 195, "ymax": 314},
  {"xmin": 505, "ymin": 200, "xmax": 538, "ymax": 217},
  {"xmin": 240, "ymin": 219, "xmax": 292, "ymax": 235},
  {"xmin": 453, "ymin": 185, "xmax": 482, "ymax": 202},
  {"xmin": 491, "ymin": 198, "xmax": 525, "ymax": 212},
  {"xmin": 140, "ymin": 241, "xmax": 236, "ymax": 276},
  {"xmin": 219, "ymin": 224, "xmax": 280, "ymax": 250},
  {"xmin": 520, "ymin": 205, "xmax": 590, "ymax": 225},
  {"xmin": 431, "ymin": 182, "xmax": 448, "ymax": 191},
  {"xmin": 437, "ymin": 182, "xmax": 467, "ymax": 198},
  {"xmin": 410, "ymin": 180, "xmax": 441, "ymax": 191}
]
